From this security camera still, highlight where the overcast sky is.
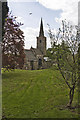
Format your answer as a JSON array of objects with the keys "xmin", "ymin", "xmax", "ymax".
[{"xmin": 7, "ymin": 0, "xmax": 79, "ymax": 49}]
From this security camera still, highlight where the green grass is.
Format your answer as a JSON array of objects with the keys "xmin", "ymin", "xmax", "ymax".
[{"xmin": 2, "ymin": 68, "xmax": 78, "ymax": 118}]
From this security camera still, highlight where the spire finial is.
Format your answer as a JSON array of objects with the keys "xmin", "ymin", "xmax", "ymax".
[{"xmin": 39, "ymin": 18, "xmax": 44, "ymax": 36}]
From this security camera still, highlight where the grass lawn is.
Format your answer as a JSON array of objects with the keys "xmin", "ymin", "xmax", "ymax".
[{"xmin": 2, "ymin": 68, "xmax": 78, "ymax": 118}]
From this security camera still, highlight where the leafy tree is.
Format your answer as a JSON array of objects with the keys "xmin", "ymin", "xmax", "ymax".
[
  {"xmin": 2, "ymin": 14, "xmax": 25, "ymax": 71},
  {"xmin": 48, "ymin": 20, "xmax": 79, "ymax": 108},
  {"xmin": 77, "ymin": 34, "xmax": 80, "ymax": 109},
  {"xmin": 46, "ymin": 48, "xmax": 56, "ymax": 60}
]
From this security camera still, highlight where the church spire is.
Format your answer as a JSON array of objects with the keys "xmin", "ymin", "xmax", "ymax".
[{"xmin": 39, "ymin": 18, "xmax": 44, "ymax": 37}]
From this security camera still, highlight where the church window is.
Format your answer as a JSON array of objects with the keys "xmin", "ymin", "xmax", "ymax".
[
  {"xmin": 38, "ymin": 59, "xmax": 42, "ymax": 67},
  {"xmin": 40, "ymin": 40, "xmax": 41, "ymax": 43},
  {"xmin": 30, "ymin": 61, "xmax": 34, "ymax": 70}
]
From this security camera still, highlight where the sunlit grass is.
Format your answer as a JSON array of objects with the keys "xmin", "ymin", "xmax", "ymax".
[{"xmin": 2, "ymin": 68, "xmax": 78, "ymax": 118}]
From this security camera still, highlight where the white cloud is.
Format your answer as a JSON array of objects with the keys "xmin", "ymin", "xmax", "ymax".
[
  {"xmin": 22, "ymin": 27, "xmax": 39, "ymax": 49},
  {"xmin": 8, "ymin": 0, "xmax": 79, "ymax": 25},
  {"xmin": 46, "ymin": 37, "xmax": 51, "ymax": 49},
  {"xmin": 22, "ymin": 27, "xmax": 51, "ymax": 49},
  {"xmin": 37, "ymin": 0, "xmax": 80, "ymax": 25},
  {"xmin": 16, "ymin": 16, "xmax": 24, "ymax": 23},
  {"xmin": 8, "ymin": 0, "xmax": 36, "ymax": 2}
]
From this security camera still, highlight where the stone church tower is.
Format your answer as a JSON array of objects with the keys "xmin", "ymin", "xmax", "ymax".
[{"xmin": 37, "ymin": 18, "xmax": 46, "ymax": 55}]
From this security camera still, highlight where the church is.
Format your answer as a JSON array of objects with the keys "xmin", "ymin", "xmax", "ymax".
[{"xmin": 24, "ymin": 18, "xmax": 47, "ymax": 70}]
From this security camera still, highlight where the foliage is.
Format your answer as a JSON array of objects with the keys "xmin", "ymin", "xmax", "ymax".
[
  {"xmin": 46, "ymin": 48, "xmax": 56, "ymax": 61},
  {"xmin": 48, "ymin": 20, "xmax": 79, "ymax": 107},
  {"xmin": 2, "ymin": 13, "xmax": 25, "ymax": 71},
  {"xmin": 2, "ymin": 69, "xmax": 78, "ymax": 118}
]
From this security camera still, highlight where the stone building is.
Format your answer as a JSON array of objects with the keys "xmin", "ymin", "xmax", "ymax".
[{"xmin": 24, "ymin": 18, "xmax": 47, "ymax": 70}]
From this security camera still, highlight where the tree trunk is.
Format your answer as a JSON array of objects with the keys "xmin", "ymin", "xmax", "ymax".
[{"xmin": 67, "ymin": 87, "xmax": 74, "ymax": 108}]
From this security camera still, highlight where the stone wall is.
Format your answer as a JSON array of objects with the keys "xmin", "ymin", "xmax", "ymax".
[
  {"xmin": 24, "ymin": 59, "xmax": 52, "ymax": 70},
  {"xmin": 24, "ymin": 60, "xmax": 38, "ymax": 70},
  {"xmin": 33, "ymin": 61, "xmax": 38, "ymax": 70}
]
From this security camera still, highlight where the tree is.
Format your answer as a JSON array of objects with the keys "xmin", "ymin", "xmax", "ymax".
[
  {"xmin": 77, "ymin": 30, "xmax": 80, "ymax": 109},
  {"xmin": 2, "ymin": 13, "xmax": 25, "ymax": 71},
  {"xmin": 48, "ymin": 20, "xmax": 79, "ymax": 108}
]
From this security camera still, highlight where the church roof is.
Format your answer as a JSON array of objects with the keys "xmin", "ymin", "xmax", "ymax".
[
  {"xmin": 25, "ymin": 49, "xmax": 37, "ymax": 61},
  {"xmin": 39, "ymin": 18, "xmax": 44, "ymax": 37},
  {"xmin": 34, "ymin": 49, "xmax": 43, "ymax": 55},
  {"xmin": 30, "ymin": 47, "xmax": 43, "ymax": 55},
  {"xmin": 25, "ymin": 47, "xmax": 43, "ymax": 62}
]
